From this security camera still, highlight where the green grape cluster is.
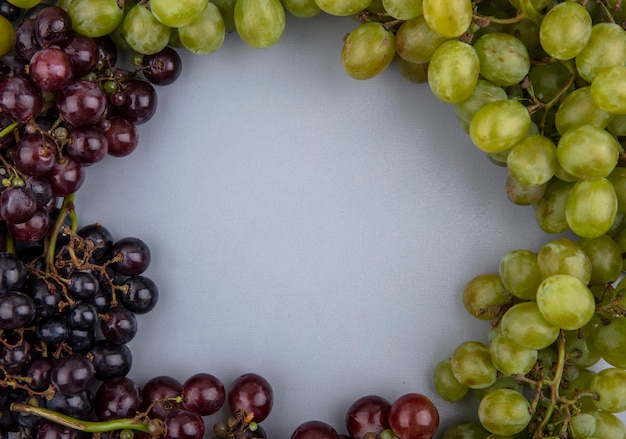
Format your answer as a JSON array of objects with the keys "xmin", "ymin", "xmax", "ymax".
[{"xmin": 434, "ymin": 235, "xmax": 626, "ymax": 438}]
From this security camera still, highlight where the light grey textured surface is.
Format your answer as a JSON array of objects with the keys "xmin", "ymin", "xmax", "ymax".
[{"xmin": 74, "ymin": 12, "xmax": 600, "ymax": 438}]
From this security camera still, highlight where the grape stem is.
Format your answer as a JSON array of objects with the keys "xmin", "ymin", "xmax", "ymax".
[
  {"xmin": 45, "ymin": 194, "xmax": 78, "ymax": 272},
  {"xmin": 0, "ymin": 121, "xmax": 19, "ymax": 140},
  {"xmin": 516, "ymin": 0, "xmax": 543, "ymax": 25}
]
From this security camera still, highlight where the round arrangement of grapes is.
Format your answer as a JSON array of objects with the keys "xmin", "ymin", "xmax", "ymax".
[{"xmin": 2, "ymin": 0, "xmax": 626, "ymax": 438}]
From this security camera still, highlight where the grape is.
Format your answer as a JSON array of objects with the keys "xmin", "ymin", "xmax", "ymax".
[
  {"xmin": 34, "ymin": 5, "xmax": 72, "ymax": 47},
  {"xmin": 291, "ymin": 420, "xmax": 339, "ymax": 439},
  {"xmin": 0, "ymin": 77, "xmax": 43, "ymax": 123},
  {"xmin": 477, "ymin": 389, "xmax": 531, "ymax": 436},
  {"xmin": 570, "ymin": 413, "xmax": 597, "ymax": 439},
  {"xmin": 500, "ymin": 301, "xmax": 559, "ymax": 350},
  {"xmin": 576, "ymin": 22, "xmax": 626, "ymax": 83},
  {"xmin": 66, "ymin": 125, "xmax": 108, "ymax": 165},
  {"xmin": 67, "ymin": 301, "xmax": 98, "ymax": 331},
  {"xmin": 344, "ymin": 394, "xmax": 390, "ymax": 439},
  {"xmin": 469, "ymin": 99, "xmax": 530, "ymax": 153},
  {"xmin": 498, "ymin": 249, "xmax": 541, "ymax": 300},
  {"xmin": 6, "ymin": 0, "xmax": 40, "ymax": 7},
  {"xmin": 395, "ymin": 16, "xmax": 450, "ymax": 65},
  {"xmin": 67, "ymin": 0, "xmax": 124, "ymax": 38},
  {"xmin": 591, "ymin": 65, "xmax": 626, "ymax": 115},
  {"xmin": 461, "ymin": 273, "xmax": 510, "ymax": 320},
  {"xmin": 228, "ymin": 373, "xmax": 273, "ymax": 422},
  {"xmin": 141, "ymin": 47, "xmax": 183, "ymax": 86},
  {"xmin": 539, "ymin": 1, "xmax": 591, "ymax": 60},
  {"xmin": 565, "ymin": 178, "xmax": 617, "ymax": 239},
  {"xmin": 62, "ymin": 33, "xmax": 100, "ymax": 78},
  {"xmin": 578, "ymin": 235, "xmax": 622, "ymax": 285},
  {"xmin": 7, "ymin": 209, "xmax": 50, "ymax": 242},
  {"xmin": 342, "ymin": 22, "xmax": 395, "ymax": 80},
  {"xmin": 422, "ymin": 0, "xmax": 472, "ymax": 38},
  {"xmin": 593, "ymin": 317, "xmax": 626, "ymax": 369},
  {"xmin": 441, "ymin": 422, "xmax": 489, "ymax": 439},
  {"xmin": 313, "ymin": 0, "xmax": 371, "ymax": 16},
  {"xmin": 473, "ymin": 33, "xmax": 529, "ymax": 87},
  {"xmin": 102, "ymin": 117, "xmax": 139, "ymax": 157},
  {"xmin": 93, "ymin": 377, "xmax": 143, "ymax": 420},
  {"xmin": 120, "ymin": 275, "xmax": 159, "ymax": 313},
  {"xmin": 0, "ymin": 291, "xmax": 35, "ymax": 329},
  {"xmin": 433, "ymin": 358, "xmax": 469, "ymax": 402},
  {"xmin": 282, "ymin": 0, "xmax": 321, "ymax": 18},
  {"xmin": 506, "ymin": 173, "xmax": 546, "ymax": 206},
  {"xmin": 123, "ymin": 4, "xmax": 171, "ymax": 55},
  {"xmin": 100, "ymin": 306, "xmax": 137, "ymax": 344},
  {"xmin": 554, "ymin": 86, "xmax": 613, "ymax": 135},
  {"xmin": 450, "ymin": 341, "xmax": 497, "ymax": 389},
  {"xmin": 89, "ymin": 340, "xmax": 132, "ymax": 380},
  {"xmin": 149, "ymin": 0, "xmax": 209, "ymax": 28},
  {"xmin": 455, "ymin": 80, "xmax": 507, "ymax": 127},
  {"xmin": 589, "ymin": 367, "xmax": 626, "ymax": 413},
  {"xmin": 234, "ymin": 0, "xmax": 285, "ymax": 49},
  {"xmin": 536, "ymin": 237, "xmax": 592, "ymax": 283},
  {"xmin": 141, "ymin": 375, "xmax": 183, "ymax": 419},
  {"xmin": 163, "ymin": 410, "xmax": 205, "ymax": 439},
  {"xmin": 181, "ymin": 373, "xmax": 225, "ymax": 416},
  {"xmin": 556, "ymin": 125, "xmax": 618, "ymax": 180},
  {"xmin": 388, "ymin": 393, "xmax": 439, "ymax": 439},
  {"xmin": 535, "ymin": 274, "xmax": 595, "ymax": 330},
  {"xmin": 178, "ymin": 2, "xmax": 225, "ymax": 55},
  {"xmin": 488, "ymin": 331, "xmax": 537, "ymax": 376},
  {"xmin": 0, "ymin": 186, "xmax": 37, "ymax": 224},
  {"xmin": 115, "ymin": 79, "xmax": 158, "ymax": 125},
  {"xmin": 563, "ymin": 325, "xmax": 601, "ymax": 368},
  {"xmin": 428, "ymin": 40, "xmax": 479, "ymax": 104},
  {"xmin": 382, "ymin": 0, "xmax": 421, "ymax": 20},
  {"xmin": 395, "ymin": 57, "xmax": 428, "ymax": 84},
  {"xmin": 506, "ymin": 135, "xmax": 556, "ymax": 187},
  {"xmin": 0, "ymin": 15, "xmax": 13, "ymax": 58},
  {"xmin": 590, "ymin": 411, "xmax": 626, "ymax": 439},
  {"xmin": 51, "ymin": 354, "xmax": 95, "ymax": 396},
  {"xmin": 56, "ymin": 80, "xmax": 107, "ymax": 127},
  {"xmin": 46, "ymin": 156, "xmax": 86, "ymax": 197},
  {"xmin": 110, "ymin": 237, "xmax": 151, "ymax": 276}
]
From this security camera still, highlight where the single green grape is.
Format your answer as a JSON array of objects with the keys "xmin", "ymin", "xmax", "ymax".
[
  {"xmin": 554, "ymin": 87, "xmax": 613, "ymax": 136},
  {"xmin": 450, "ymin": 341, "xmax": 498, "ymax": 389},
  {"xmin": 477, "ymin": 389, "xmax": 531, "ymax": 436},
  {"xmin": 498, "ymin": 249, "xmax": 541, "ymax": 300},
  {"xmin": 591, "ymin": 65, "xmax": 626, "ymax": 115},
  {"xmin": 563, "ymin": 325, "xmax": 601, "ymax": 368},
  {"xmin": 282, "ymin": 0, "xmax": 321, "ymax": 18},
  {"xmin": 505, "ymin": 174, "xmax": 547, "ymax": 206},
  {"xmin": 123, "ymin": 4, "xmax": 171, "ymax": 55},
  {"xmin": 473, "ymin": 375, "xmax": 523, "ymax": 402},
  {"xmin": 537, "ymin": 237, "xmax": 592, "ymax": 283},
  {"xmin": 7, "ymin": 0, "xmax": 40, "ymax": 7},
  {"xmin": 211, "ymin": 0, "xmax": 236, "ymax": 32},
  {"xmin": 589, "ymin": 367, "xmax": 626, "ymax": 413},
  {"xmin": 578, "ymin": 235, "xmax": 623, "ymax": 285},
  {"xmin": 442, "ymin": 422, "xmax": 489, "ymax": 439},
  {"xmin": 313, "ymin": 0, "xmax": 371, "ymax": 16},
  {"xmin": 507, "ymin": 135, "xmax": 556, "ymax": 187},
  {"xmin": 576, "ymin": 22, "xmax": 626, "ymax": 83},
  {"xmin": 590, "ymin": 410, "xmax": 626, "ymax": 439},
  {"xmin": 565, "ymin": 178, "xmax": 618, "ymax": 239},
  {"xmin": 428, "ymin": 40, "xmax": 479, "ymax": 104},
  {"xmin": 606, "ymin": 114, "xmax": 626, "ymax": 136},
  {"xmin": 382, "ymin": 0, "xmax": 422, "ymax": 20},
  {"xmin": 570, "ymin": 413, "xmax": 597, "ymax": 439},
  {"xmin": 469, "ymin": 99, "xmax": 530, "ymax": 153},
  {"xmin": 433, "ymin": 358, "xmax": 469, "ymax": 402},
  {"xmin": 607, "ymin": 167, "xmax": 626, "ymax": 213},
  {"xmin": 0, "ymin": 15, "xmax": 14, "ymax": 58},
  {"xmin": 342, "ymin": 22, "xmax": 396, "ymax": 80},
  {"xmin": 473, "ymin": 33, "xmax": 529, "ymax": 87},
  {"xmin": 455, "ymin": 80, "xmax": 507, "ymax": 126},
  {"xmin": 593, "ymin": 317, "xmax": 626, "ymax": 369},
  {"xmin": 178, "ymin": 2, "xmax": 225, "ymax": 54},
  {"xmin": 534, "ymin": 179, "xmax": 573, "ymax": 234},
  {"xmin": 395, "ymin": 15, "xmax": 450, "ymax": 64},
  {"xmin": 527, "ymin": 61, "xmax": 574, "ymax": 106},
  {"xmin": 488, "ymin": 331, "xmax": 537, "ymax": 376},
  {"xmin": 395, "ymin": 57, "xmax": 428, "ymax": 84},
  {"xmin": 67, "ymin": 0, "xmax": 124, "ymax": 38},
  {"xmin": 536, "ymin": 274, "xmax": 595, "ymax": 330},
  {"xmin": 506, "ymin": 17, "xmax": 540, "ymax": 50},
  {"xmin": 556, "ymin": 124, "xmax": 619, "ymax": 181},
  {"xmin": 539, "ymin": 1, "xmax": 592, "ymax": 60},
  {"xmin": 234, "ymin": 0, "xmax": 285, "ymax": 49},
  {"xmin": 508, "ymin": 0, "xmax": 550, "ymax": 11},
  {"xmin": 461, "ymin": 273, "xmax": 510, "ymax": 320},
  {"xmin": 500, "ymin": 301, "xmax": 559, "ymax": 350},
  {"xmin": 422, "ymin": 0, "xmax": 472, "ymax": 38},
  {"xmin": 149, "ymin": 0, "xmax": 209, "ymax": 28}
]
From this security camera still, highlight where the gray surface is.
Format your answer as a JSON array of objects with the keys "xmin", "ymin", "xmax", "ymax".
[{"xmin": 75, "ymin": 12, "xmax": 597, "ymax": 438}]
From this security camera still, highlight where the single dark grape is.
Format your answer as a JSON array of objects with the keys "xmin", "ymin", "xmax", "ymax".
[
  {"xmin": 13, "ymin": 19, "xmax": 40, "ymax": 63},
  {"xmin": 36, "ymin": 420, "xmax": 79, "ymax": 439},
  {"xmin": 0, "ymin": 252, "xmax": 27, "ymax": 293},
  {"xmin": 36, "ymin": 315, "xmax": 69, "ymax": 344},
  {"xmin": 115, "ymin": 79, "xmax": 157, "ymax": 125},
  {"xmin": 50, "ymin": 354, "xmax": 95, "ymax": 397},
  {"xmin": 93, "ymin": 36, "xmax": 117, "ymax": 69},
  {"xmin": 94, "ymin": 376, "xmax": 143, "ymax": 421},
  {"xmin": 62, "ymin": 33, "xmax": 99, "ymax": 78},
  {"xmin": 291, "ymin": 421, "xmax": 339, "ymax": 439},
  {"xmin": 0, "ymin": 335, "xmax": 33, "ymax": 374},
  {"xmin": 13, "ymin": 133, "xmax": 57, "ymax": 176},
  {"xmin": 345, "ymin": 395, "xmax": 391, "ymax": 439},
  {"xmin": 34, "ymin": 5, "xmax": 72, "ymax": 47},
  {"xmin": 55, "ymin": 80, "xmax": 106, "ymax": 127},
  {"xmin": 29, "ymin": 47, "xmax": 74, "ymax": 92},
  {"xmin": 388, "ymin": 393, "xmax": 439, "ymax": 439},
  {"xmin": 46, "ymin": 156, "xmax": 85, "ymax": 197},
  {"xmin": 141, "ymin": 47, "xmax": 182, "ymax": 86},
  {"xmin": 228, "ymin": 373, "xmax": 273, "ymax": 423},
  {"xmin": 26, "ymin": 277, "xmax": 62, "ymax": 318},
  {"xmin": 90, "ymin": 285, "xmax": 112, "ymax": 313},
  {"xmin": 24, "ymin": 176, "xmax": 53, "ymax": 208},
  {"xmin": 0, "ymin": 54, "xmax": 26, "ymax": 79},
  {"xmin": 66, "ymin": 125, "xmax": 108, "ymax": 165},
  {"xmin": 0, "ymin": 185, "xmax": 37, "ymax": 224},
  {"xmin": 100, "ymin": 306, "xmax": 137, "ymax": 344},
  {"xmin": 66, "ymin": 327, "xmax": 95, "ymax": 353},
  {"xmin": 181, "ymin": 373, "xmax": 225, "ymax": 416},
  {"xmin": 102, "ymin": 117, "xmax": 139, "ymax": 157},
  {"xmin": 0, "ymin": 291, "xmax": 36, "ymax": 329},
  {"xmin": 142, "ymin": 375, "xmax": 183, "ymax": 419},
  {"xmin": 110, "ymin": 237, "xmax": 151, "ymax": 276},
  {"xmin": 7, "ymin": 209, "xmax": 50, "ymax": 242},
  {"xmin": 46, "ymin": 389, "xmax": 93, "ymax": 419},
  {"xmin": 25, "ymin": 356, "xmax": 54, "ymax": 392},
  {"xmin": 67, "ymin": 300, "xmax": 98, "ymax": 330},
  {"xmin": 68, "ymin": 270, "xmax": 99, "ymax": 300},
  {"xmin": 12, "ymin": 391, "xmax": 45, "ymax": 428},
  {"xmin": 163, "ymin": 410, "xmax": 204, "ymax": 439},
  {"xmin": 89, "ymin": 340, "xmax": 132, "ymax": 380},
  {"xmin": 0, "ymin": 76, "xmax": 43, "ymax": 123},
  {"xmin": 120, "ymin": 275, "xmax": 158, "ymax": 314},
  {"xmin": 77, "ymin": 223, "xmax": 113, "ymax": 263}
]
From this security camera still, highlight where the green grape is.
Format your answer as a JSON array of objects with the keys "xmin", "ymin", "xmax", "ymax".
[
  {"xmin": 422, "ymin": 0, "xmax": 472, "ymax": 38},
  {"xmin": 506, "ymin": 135, "xmax": 556, "ymax": 187},
  {"xmin": 0, "ymin": 15, "xmax": 13, "ymax": 58},
  {"xmin": 477, "ymin": 389, "xmax": 531, "ymax": 436},
  {"xmin": 473, "ymin": 376, "xmax": 523, "ymax": 402},
  {"xmin": 442, "ymin": 422, "xmax": 489, "ymax": 439},
  {"xmin": 342, "ymin": 22, "xmax": 395, "ymax": 80},
  {"xmin": 234, "ymin": 0, "xmax": 285, "ymax": 49},
  {"xmin": 67, "ymin": 0, "xmax": 124, "ymax": 38},
  {"xmin": 473, "ymin": 33, "xmax": 529, "ymax": 87},
  {"xmin": 593, "ymin": 317, "xmax": 626, "ymax": 369},
  {"xmin": 461, "ymin": 273, "xmax": 510, "ymax": 320},
  {"xmin": 382, "ymin": 0, "xmax": 422, "ymax": 20},
  {"xmin": 506, "ymin": 18, "xmax": 540, "ymax": 51},
  {"xmin": 212, "ymin": 0, "xmax": 236, "ymax": 32},
  {"xmin": 565, "ymin": 178, "xmax": 618, "ymax": 239},
  {"xmin": 589, "ymin": 367, "xmax": 626, "ymax": 413},
  {"xmin": 123, "ymin": 4, "xmax": 171, "ymax": 55},
  {"xmin": 570, "ymin": 413, "xmax": 597, "ymax": 439},
  {"xmin": 500, "ymin": 301, "xmax": 559, "ymax": 350},
  {"xmin": 556, "ymin": 125, "xmax": 619, "ymax": 180},
  {"xmin": 498, "ymin": 249, "xmax": 541, "ymax": 300},
  {"xmin": 7, "ymin": 0, "xmax": 40, "ymax": 7},
  {"xmin": 455, "ymin": 80, "xmax": 507, "ymax": 126},
  {"xmin": 433, "ymin": 358, "xmax": 469, "ymax": 402},
  {"xmin": 395, "ymin": 15, "xmax": 450, "ymax": 64},
  {"xmin": 469, "ymin": 100, "xmax": 530, "ymax": 153},
  {"xmin": 606, "ymin": 113, "xmax": 626, "ymax": 136},
  {"xmin": 450, "ymin": 341, "xmax": 498, "ymax": 389},
  {"xmin": 607, "ymin": 167, "xmax": 626, "ymax": 212},
  {"xmin": 578, "ymin": 235, "xmax": 622, "ymax": 285},
  {"xmin": 428, "ymin": 40, "xmax": 479, "ymax": 104},
  {"xmin": 527, "ymin": 61, "xmax": 574, "ymax": 106},
  {"xmin": 576, "ymin": 22, "xmax": 626, "ymax": 83},
  {"xmin": 539, "ymin": 1, "xmax": 592, "ymax": 60},
  {"xmin": 536, "ymin": 274, "xmax": 595, "ymax": 330},
  {"xmin": 282, "ymin": 0, "xmax": 321, "ymax": 18},
  {"xmin": 313, "ymin": 0, "xmax": 371, "ymax": 16},
  {"xmin": 149, "ymin": 0, "xmax": 208, "ymax": 28},
  {"xmin": 591, "ymin": 65, "xmax": 626, "ymax": 115},
  {"xmin": 554, "ymin": 87, "xmax": 613, "ymax": 136},
  {"xmin": 534, "ymin": 179, "xmax": 573, "ymax": 234},
  {"xmin": 590, "ymin": 410, "xmax": 626, "ymax": 439},
  {"xmin": 537, "ymin": 237, "xmax": 592, "ymax": 283},
  {"xmin": 178, "ymin": 2, "xmax": 225, "ymax": 54},
  {"xmin": 563, "ymin": 325, "xmax": 601, "ymax": 368},
  {"xmin": 505, "ymin": 173, "xmax": 546, "ymax": 206},
  {"xmin": 395, "ymin": 57, "xmax": 428, "ymax": 84},
  {"xmin": 488, "ymin": 331, "xmax": 537, "ymax": 375},
  {"xmin": 508, "ymin": 0, "xmax": 550, "ymax": 11}
]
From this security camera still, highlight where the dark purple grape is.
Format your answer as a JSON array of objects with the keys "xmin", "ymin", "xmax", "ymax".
[
  {"xmin": 115, "ymin": 79, "xmax": 157, "ymax": 125},
  {"xmin": 291, "ymin": 421, "xmax": 339, "ymax": 439},
  {"xmin": 47, "ymin": 390, "xmax": 93, "ymax": 420},
  {"xmin": 13, "ymin": 133, "xmax": 57, "ymax": 176},
  {"xmin": 94, "ymin": 376, "xmax": 143, "ymax": 421},
  {"xmin": 14, "ymin": 19, "xmax": 40, "ymax": 62},
  {"xmin": 66, "ymin": 327, "xmax": 95, "ymax": 353},
  {"xmin": 181, "ymin": 373, "xmax": 225, "ymax": 416},
  {"xmin": 93, "ymin": 36, "xmax": 117, "ymax": 69},
  {"xmin": 0, "ymin": 252, "xmax": 27, "ymax": 293},
  {"xmin": 26, "ymin": 278, "xmax": 61, "ymax": 317},
  {"xmin": 0, "ymin": 186, "xmax": 37, "ymax": 224},
  {"xmin": 142, "ymin": 375, "xmax": 183, "ymax": 419},
  {"xmin": 0, "ymin": 55, "xmax": 27, "ymax": 79},
  {"xmin": 56, "ymin": 80, "xmax": 106, "ymax": 126},
  {"xmin": 35, "ymin": 6, "xmax": 72, "ymax": 47},
  {"xmin": 7, "ymin": 208, "xmax": 50, "ymax": 242},
  {"xmin": 100, "ymin": 306, "xmax": 137, "ymax": 344},
  {"xmin": 66, "ymin": 125, "xmax": 108, "ymax": 165},
  {"xmin": 62, "ymin": 33, "xmax": 99, "ymax": 78},
  {"xmin": 0, "ymin": 76, "xmax": 43, "ymax": 122},
  {"xmin": 50, "ymin": 354, "xmax": 95, "ymax": 396},
  {"xmin": 90, "ymin": 286, "xmax": 112, "ymax": 313},
  {"xmin": 89, "ymin": 340, "xmax": 132, "ymax": 380},
  {"xmin": 0, "ymin": 1, "xmax": 21, "ymax": 22},
  {"xmin": 0, "ymin": 291, "xmax": 36, "ymax": 329},
  {"xmin": 46, "ymin": 156, "xmax": 85, "ymax": 197},
  {"xmin": 102, "ymin": 117, "xmax": 138, "ymax": 157},
  {"xmin": 36, "ymin": 315, "xmax": 69, "ymax": 344},
  {"xmin": 0, "ymin": 335, "xmax": 34, "ymax": 374},
  {"xmin": 164, "ymin": 410, "xmax": 204, "ymax": 439},
  {"xmin": 29, "ymin": 47, "xmax": 74, "ymax": 92},
  {"xmin": 141, "ymin": 47, "xmax": 182, "ymax": 86},
  {"xmin": 26, "ymin": 357, "xmax": 54, "ymax": 392},
  {"xmin": 12, "ymin": 391, "xmax": 45, "ymax": 428},
  {"xmin": 67, "ymin": 300, "xmax": 98, "ymax": 330},
  {"xmin": 345, "ymin": 395, "xmax": 391, "ymax": 439},
  {"xmin": 36, "ymin": 420, "xmax": 79, "ymax": 439},
  {"xmin": 68, "ymin": 270, "xmax": 99, "ymax": 300},
  {"xmin": 120, "ymin": 275, "xmax": 158, "ymax": 314},
  {"xmin": 24, "ymin": 176, "xmax": 53, "ymax": 208},
  {"xmin": 110, "ymin": 237, "xmax": 151, "ymax": 276},
  {"xmin": 228, "ymin": 373, "xmax": 273, "ymax": 423},
  {"xmin": 77, "ymin": 223, "xmax": 112, "ymax": 263}
]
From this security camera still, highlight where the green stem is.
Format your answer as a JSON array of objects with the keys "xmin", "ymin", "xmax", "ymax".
[
  {"xmin": 0, "ymin": 121, "xmax": 19, "ymax": 140},
  {"xmin": 10, "ymin": 403, "xmax": 161, "ymax": 434},
  {"xmin": 518, "ymin": 0, "xmax": 543, "ymax": 25},
  {"xmin": 45, "ymin": 194, "xmax": 77, "ymax": 271},
  {"xmin": 4, "ymin": 231, "xmax": 15, "ymax": 255}
]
